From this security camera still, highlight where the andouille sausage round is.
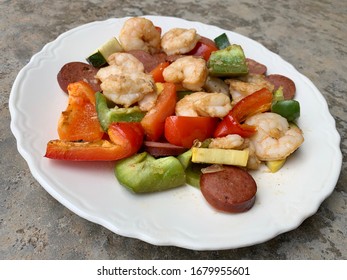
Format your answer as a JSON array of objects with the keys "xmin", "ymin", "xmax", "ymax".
[
  {"xmin": 143, "ymin": 141, "xmax": 188, "ymax": 157},
  {"xmin": 200, "ymin": 165, "xmax": 257, "ymax": 213},
  {"xmin": 265, "ymin": 74, "xmax": 296, "ymax": 100},
  {"xmin": 126, "ymin": 50, "xmax": 167, "ymax": 73},
  {"xmin": 57, "ymin": 62, "xmax": 101, "ymax": 94},
  {"xmin": 246, "ymin": 58, "xmax": 267, "ymax": 75}
]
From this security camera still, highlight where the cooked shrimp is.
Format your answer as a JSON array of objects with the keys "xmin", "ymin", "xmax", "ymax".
[
  {"xmin": 96, "ymin": 54, "xmax": 155, "ymax": 108},
  {"xmin": 209, "ymin": 134, "xmax": 245, "ymax": 149},
  {"xmin": 245, "ymin": 112, "xmax": 304, "ymax": 161},
  {"xmin": 99, "ymin": 72, "xmax": 155, "ymax": 108},
  {"xmin": 96, "ymin": 65, "xmax": 123, "ymax": 81},
  {"xmin": 175, "ymin": 91, "xmax": 231, "ymax": 118},
  {"xmin": 226, "ymin": 74, "xmax": 274, "ymax": 103},
  {"xmin": 161, "ymin": 28, "xmax": 200, "ymax": 55},
  {"xmin": 107, "ymin": 52, "xmax": 144, "ymax": 72},
  {"xmin": 119, "ymin": 17, "xmax": 161, "ymax": 54},
  {"xmin": 137, "ymin": 90, "xmax": 158, "ymax": 111},
  {"xmin": 163, "ymin": 56, "xmax": 208, "ymax": 91},
  {"xmin": 203, "ymin": 76, "xmax": 230, "ymax": 96}
]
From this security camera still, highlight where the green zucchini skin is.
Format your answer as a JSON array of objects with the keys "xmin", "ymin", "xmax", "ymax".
[{"xmin": 207, "ymin": 44, "xmax": 249, "ymax": 77}]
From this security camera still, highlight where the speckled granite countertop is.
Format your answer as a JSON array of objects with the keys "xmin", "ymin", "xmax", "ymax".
[{"xmin": 1, "ymin": 0, "xmax": 346, "ymax": 259}]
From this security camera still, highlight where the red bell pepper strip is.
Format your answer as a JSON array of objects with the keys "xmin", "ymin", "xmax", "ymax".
[
  {"xmin": 45, "ymin": 122, "xmax": 144, "ymax": 161},
  {"xmin": 107, "ymin": 122, "xmax": 144, "ymax": 155},
  {"xmin": 187, "ymin": 36, "xmax": 218, "ymax": 61},
  {"xmin": 165, "ymin": 115, "xmax": 219, "ymax": 148},
  {"xmin": 150, "ymin": 61, "xmax": 170, "ymax": 83},
  {"xmin": 214, "ymin": 88, "xmax": 273, "ymax": 138},
  {"xmin": 141, "ymin": 82, "xmax": 177, "ymax": 141},
  {"xmin": 213, "ymin": 114, "xmax": 257, "ymax": 138}
]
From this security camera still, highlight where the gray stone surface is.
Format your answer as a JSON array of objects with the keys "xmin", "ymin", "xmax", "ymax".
[{"xmin": 1, "ymin": 0, "xmax": 346, "ymax": 259}]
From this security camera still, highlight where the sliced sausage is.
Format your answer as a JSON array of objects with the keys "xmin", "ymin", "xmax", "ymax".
[
  {"xmin": 265, "ymin": 74, "xmax": 296, "ymax": 99},
  {"xmin": 200, "ymin": 165, "xmax": 257, "ymax": 213},
  {"xmin": 143, "ymin": 141, "xmax": 188, "ymax": 157},
  {"xmin": 246, "ymin": 58, "xmax": 267, "ymax": 75},
  {"xmin": 127, "ymin": 50, "xmax": 167, "ymax": 73},
  {"xmin": 57, "ymin": 62, "xmax": 101, "ymax": 94}
]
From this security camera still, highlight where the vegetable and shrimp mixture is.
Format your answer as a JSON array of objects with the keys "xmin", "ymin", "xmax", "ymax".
[{"xmin": 45, "ymin": 17, "xmax": 304, "ymax": 213}]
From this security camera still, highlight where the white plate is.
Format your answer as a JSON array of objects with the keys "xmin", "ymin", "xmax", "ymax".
[{"xmin": 9, "ymin": 16, "xmax": 342, "ymax": 250}]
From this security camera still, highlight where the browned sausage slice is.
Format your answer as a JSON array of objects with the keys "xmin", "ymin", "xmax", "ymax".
[
  {"xmin": 265, "ymin": 74, "xmax": 296, "ymax": 99},
  {"xmin": 127, "ymin": 50, "xmax": 167, "ymax": 73},
  {"xmin": 143, "ymin": 141, "xmax": 188, "ymax": 157},
  {"xmin": 246, "ymin": 58, "xmax": 267, "ymax": 75},
  {"xmin": 200, "ymin": 166, "xmax": 257, "ymax": 213},
  {"xmin": 57, "ymin": 62, "xmax": 101, "ymax": 94}
]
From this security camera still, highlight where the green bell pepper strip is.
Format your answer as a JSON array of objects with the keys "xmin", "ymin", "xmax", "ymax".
[
  {"xmin": 207, "ymin": 44, "xmax": 249, "ymax": 77},
  {"xmin": 114, "ymin": 152, "xmax": 186, "ymax": 193},
  {"xmin": 95, "ymin": 92, "xmax": 145, "ymax": 131},
  {"xmin": 177, "ymin": 149, "xmax": 211, "ymax": 188},
  {"xmin": 177, "ymin": 149, "xmax": 201, "ymax": 188},
  {"xmin": 185, "ymin": 164, "xmax": 202, "ymax": 188},
  {"xmin": 271, "ymin": 99, "xmax": 300, "ymax": 122},
  {"xmin": 214, "ymin": 33, "xmax": 231, "ymax": 50},
  {"xmin": 177, "ymin": 149, "xmax": 192, "ymax": 170},
  {"xmin": 271, "ymin": 86, "xmax": 300, "ymax": 122}
]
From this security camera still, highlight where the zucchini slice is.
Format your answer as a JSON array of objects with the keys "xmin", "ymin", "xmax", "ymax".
[
  {"xmin": 214, "ymin": 33, "xmax": 231, "ymax": 49},
  {"xmin": 86, "ymin": 37, "xmax": 123, "ymax": 68},
  {"xmin": 191, "ymin": 147, "xmax": 249, "ymax": 167}
]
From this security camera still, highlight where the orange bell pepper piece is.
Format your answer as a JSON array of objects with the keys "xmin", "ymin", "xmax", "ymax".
[{"xmin": 57, "ymin": 81, "xmax": 104, "ymax": 142}]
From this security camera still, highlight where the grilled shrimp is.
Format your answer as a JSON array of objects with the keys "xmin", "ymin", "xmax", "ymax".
[
  {"xmin": 99, "ymin": 72, "xmax": 155, "ymax": 108},
  {"xmin": 96, "ymin": 51, "xmax": 156, "ymax": 108},
  {"xmin": 119, "ymin": 17, "xmax": 161, "ymax": 54},
  {"xmin": 96, "ymin": 65, "xmax": 123, "ymax": 81},
  {"xmin": 137, "ymin": 91, "xmax": 158, "ymax": 111},
  {"xmin": 209, "ymin": 134, "xmax": 245, "ymax": 149},
  {"xmin": 203, "ymin": 76, "xmax": 230, "ymax": 96},
  {"xmin": 161, "ymin": 28, "xmax": 200, "ymax": 55},
  {"xmin": 245, "ymin": 112, "xmax": 304, "ymax": 161},
  {"xmin": 175, "ymin": 91, "xmax": 231, "ymax": 118},
  {"xmin": 107, "ymin": 52, "xmax": 144, "ymax": 72},
  {"xmin": 163, "ymin": 56, "xmax": 208, "ymax": 91},
  {"xmin": 226, "ymin": 74, "xmax": 274, "ymax": 103}
]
